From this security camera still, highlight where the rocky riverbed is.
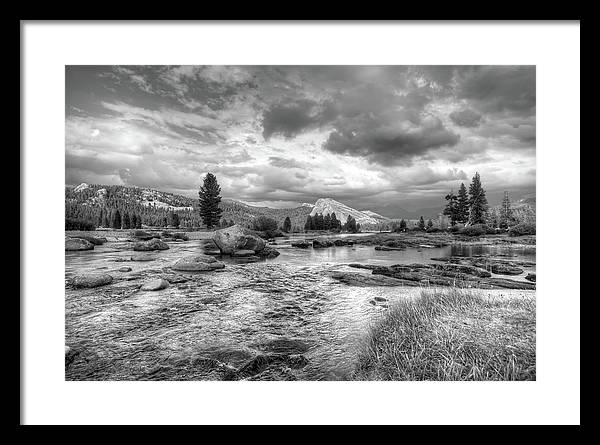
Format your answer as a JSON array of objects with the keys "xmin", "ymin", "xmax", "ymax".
[{"xmin": 65, "ymin": 228, "xmax": 536, "ymax": 380}]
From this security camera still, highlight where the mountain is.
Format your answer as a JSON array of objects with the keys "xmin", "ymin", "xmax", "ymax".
[
  {"xmin": 310, "ymin": 198, "xmax": 382, "ymax": 226},
  {"xmin": 361, "ymin": 210, "xmax": 389, "ymax": 220}
]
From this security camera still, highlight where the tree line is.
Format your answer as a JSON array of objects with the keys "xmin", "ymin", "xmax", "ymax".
[{"xmin": 442, "ymin": 172, "xmax": 527, "ymax": 229}]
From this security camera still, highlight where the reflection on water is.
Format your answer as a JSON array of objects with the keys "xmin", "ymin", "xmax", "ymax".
[{"xmin": 65, "ymin": 238, "xmax": 536, "ymax": 380}]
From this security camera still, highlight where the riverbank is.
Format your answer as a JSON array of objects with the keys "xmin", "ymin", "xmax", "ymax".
[{"xmin": 350, "ymin": 288, "xmax": 536, "ymax": 381}]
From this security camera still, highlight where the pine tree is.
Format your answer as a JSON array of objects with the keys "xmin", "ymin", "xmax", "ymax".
[
  {"xmin": 468, "ymin": 172, "xmax": 489, "ymax": 225},
  {"xmin": 135, "ymin": 214, "xmax": 142, "ymax": 229},
  {"xmin": 98, "ymin": 208, "xmax": 104, "ymax": 227},
  {"xmin": 330, "ymin": 212, "xmax": 340, "ymax": 231},
  {"xmin": 122, "ymin": 212, "xmax": 131, "ymax": 229},
  {"xmin": 198, "ymin": 172, "xmax": 223, "ymax": 229},
  {"xmin": 314, "ymin": 213, "xmax": 324, "ymax": 230},
  {"xmin": 456, "ymin": 183, "xmax": 469, "ymax": 224},
  {"xmin": 427, "ymin": 219, "xmax": 434, "ymax": 229},
  {"xmin": 111, "ymin": 209, "xmax": 122, "ymax": 229},
  {"xmin": 399, "ymin": 219, "xmax": 407, "ymax": 231},
  {"xmin": 304, "ymin": 215, "xmax": 313, "ymax": 231},
  {"xmin": 499, "ymin": 191, "xmax": 513, "ymax": 229},
  {"xmin": 345, "ymin": 215, "xmax": 357, "ymax": 233},
  {"xmin": 169, "ymin": 211, "xmax": 180, "ymax": 228},
  {"xmin": 131, "ymin": 213, "xmax": 137, "ymax": 229},
  {"xmin": 418, "ymin": 216, "xmax": 425, "ymax": 230},
  {"xmin": 283, "ymin": 216, "xmax": 292, "ymax": 233},
  {"xmin": 443, "ymin": 190, "xmax": 459, "ymax": 225},
  {"xmin": 324, "ymin": 213, "xmax": 331, "ymax": 231}
]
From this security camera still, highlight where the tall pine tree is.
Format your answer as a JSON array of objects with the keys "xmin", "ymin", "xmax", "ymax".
[
  {"xmin": 499, "ymin": 191, "xmax": 513, "ymax": 229},
  {"xmin": 283, "ymin": 216, "xmax": 292, "ymax": 233},
  {"xmin": 111, "ymin": 209, "xmax": 122, "ymax": 229},
  {"xmin": 456, "ymin": 183, "xmax": 469, "ymax": 224},
  {"xmin": 304, "ymin": 215, "xmax": 313, "ymax": 231},
  {"xmin": 198, "ymin": 173, "xmax": 223, "ymax": 229},
  {"xmin": 468, "ymin": 172, "xmax": 489, "ymax": 225},
  {"xmin": 122, "ymin": 212, "xmax": 131, "ymax": 229}
]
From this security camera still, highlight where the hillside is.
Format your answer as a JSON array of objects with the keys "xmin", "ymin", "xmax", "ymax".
[{"xmin": 65, "ymin": 183, "xmax": 312, "ymax": 230}]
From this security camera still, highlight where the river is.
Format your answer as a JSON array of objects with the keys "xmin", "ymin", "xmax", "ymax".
[{"xmin": 65, "ymin": 234, "xmax": 536, "ymax": 380}]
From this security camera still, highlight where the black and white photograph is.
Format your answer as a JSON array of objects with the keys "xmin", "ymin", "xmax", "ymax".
[
  {"xmin": 21, "ymin": 21, "xmax": 580, "ymax": 426},
  {"xmin": 64, "ymin": 65, "xmax": 537, "ymax": 381}
]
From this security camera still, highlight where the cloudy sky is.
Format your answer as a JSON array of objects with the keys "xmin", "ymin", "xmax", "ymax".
[{"xmin": 65, "ymin": 65, "xmax": 535, "ymax": 217}]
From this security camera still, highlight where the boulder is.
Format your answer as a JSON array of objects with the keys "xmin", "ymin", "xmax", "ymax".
[
  {"xmin": 73, "ymin": 235, "xmax": 107, "ymax": 245},
  {"xmin": 313, "ymin": 238, "xmax": 334, "ymax": 248},
  {"xmin": 172, "ymin": 255, "xmax": 226, "ymax": 271},
  {"xmin": 140, "ymin": 278, "xmax": 169, "ymax": 291},
  {"xmin": 255, "ymin": 246, "xmax": 281, "ymax": 259},
  {"xmin": 118, "ymin": 266, "xmax": 132, "ymax": 272},
  {"xmin": 431, "ymin": 263, "xmax": 491, "ymax": 278},
  {"xmin": 525, "ymin": 273, "xmax": 536, "ymax": 282},
  {"xmin": 70, "ymin": 273, "xmax": 113, "ymax": 288},
  {"xmin": 212, "ymin": 225, "xmax": 266, "ymax": 254},
  {"xmin": 65, "ymin": 238, "xmax": 94, "ymax": 251},
  {"xmin": 133, "ymin": 239, "xmax": 169, "ymax": 251},
  {"xmin": 489, "ymin": 263, "xmax": 524, "ymax": 275},
  {"xmin": 131, "ymin": 230, "xmax": 158, "ymax": 241},
  {"xmin": 291, "ymin": 240, "xmax": 311, "ymax": 248}
]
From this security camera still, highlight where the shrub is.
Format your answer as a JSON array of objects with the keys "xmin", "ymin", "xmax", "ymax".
[
  {"xmin": 459, "ymin": 224, "xmax": 488, "ymax": 237},
  {"xmin": 253, "ymin": 216, "xmax": 278, "ymax": 232},
  {"xmin": 508, "ymin": 222, "xmax": 536, "ymax": 236},
  {"xmin": 65, "ymin": 217, "xmax": 96, "ymax": 231},
  {"xmin": 426, "ymin": 227, "xmax": 440, "ymax": 233},
  {"xmin": 410, "ymin": 226, "xmax": 425, "ymax": 232},
  {"xmin": 447, "ymin": 225, "xmax": 460, "ymax": 233}
]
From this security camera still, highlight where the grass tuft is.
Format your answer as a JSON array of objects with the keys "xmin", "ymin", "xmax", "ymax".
[{"xmin": 351, "ymin": 288, "xmax": 535, "ymax": 380}]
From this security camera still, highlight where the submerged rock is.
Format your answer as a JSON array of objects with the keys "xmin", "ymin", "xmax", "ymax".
[
  {"xmin": 252, "ymin": 338, "xmax": 310, "ymax": 355},
  {"xmin": 212, "ymin": 225, "xmax": 266, "ymax": 255},
  {"xmin": 70, "ymin": 273, "xmax": 113, "ymax": 288},
  {"xmin": 329, "ymin": 271, "xmax": 418, "ymax": 287},
  {"xmin": 374, "ymin": 245, "xmax": 405, "ymax": 251},
  {"xmin": 130, "ymin": 253, "xmax": 157, "ymax": 261},
  {"xmin": 118, "ymin": 266, "xmax": 132, "ymax": 272},
  {"xmin": 172, "ymin": 254, "xmax": 225, "ymax": 271},
  {"xmin": 133, "ymin": 239, "xmax": 169, "ymax": 251},
  {"xmin": 65, "ymin": 345, "xmax": 79, "ymax": 369},
  {"xmin": 224, "ymin": 353, "xmax": 308, "ymax": 381},
  {"xmin": 65, "ymin": 238, "xmax": 94, "ymax": 251},
  {"xmin": 232, "ymin": 249, "xmax": 256, "ymax": 257},
  {"xmin": 140, "ymin": 278, "xmax": 169, "ymax": 291}
]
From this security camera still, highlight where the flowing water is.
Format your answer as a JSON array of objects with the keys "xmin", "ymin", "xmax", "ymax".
[{"xmin": 65, "ymin": 235, "xmax": 536, "ymax": 380}]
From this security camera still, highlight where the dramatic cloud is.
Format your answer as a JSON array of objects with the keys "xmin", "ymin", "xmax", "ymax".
[
  {"xmin": 65, "ymin": 65, "xmax": 536, "ymax": 217},
  {"xmin": 449, "ymin": 109, "xmax": 483, "ymax": 127}
]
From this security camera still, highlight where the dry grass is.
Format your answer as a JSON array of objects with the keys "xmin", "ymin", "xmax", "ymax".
[{"xmin": 352, "ymin": 288, "xmax": 536, "ymax": 380}]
